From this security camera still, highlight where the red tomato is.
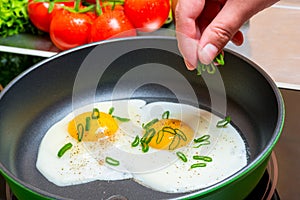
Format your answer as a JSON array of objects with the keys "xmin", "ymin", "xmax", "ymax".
[
  {"xmin": 50, "ymin": 9, "xmax": 94, "ymax": 50},
  {"xmin": 89, "ymin": 10, "xmax": 136, "ymax": 42},
  {"xmin": 27, "ymin": 0, "xmax": 75, "ymax": 32},
  {"xmin": 124, "ymin": 0, "xmax": 170, "ymax": 32}
]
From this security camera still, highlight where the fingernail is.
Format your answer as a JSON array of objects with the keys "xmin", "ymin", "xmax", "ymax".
[
  {"xmin": 198, "ymin": 43, "xmax": 218, "ymax": 65},
  {"xmin": 184, "ymin": 60, "xmax": 196, "ymax": 70}
]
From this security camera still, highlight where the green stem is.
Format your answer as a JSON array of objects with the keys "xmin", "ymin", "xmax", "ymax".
[{"xmin": 74, "ymin": 0, "xmax": 80, "ymax": 12}]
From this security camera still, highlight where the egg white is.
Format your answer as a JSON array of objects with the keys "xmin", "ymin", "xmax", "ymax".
[
  {"xmin": 36, "ymin": 99, "xmax": 146, "ymax": 186},
  {"xmin": 36, "ymin": 100, "xmax": 248, "ymax": 193}
]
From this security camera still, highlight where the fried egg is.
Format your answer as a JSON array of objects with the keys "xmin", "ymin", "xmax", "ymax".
[
  {"xmin": 36, "ymin": 100, "xmax": 248, "ymax": 193},
  {"xmin": 36, "ymin": 99, "xmax": 145, "ymax": 186}
]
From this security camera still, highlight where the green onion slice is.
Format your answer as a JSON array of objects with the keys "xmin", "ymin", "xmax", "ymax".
[
  {"xmin": 216, "ymin": 116, "xmax": 231, "ymax": 128},
  {"xmin": 57, "ymin": 142, "xmax": 73, "ymax": 158},
  {"xmin": 194, "ymin": 140, "xmax": 211, "ymax": 148},
  {"xmin": 162, "ymin": 111, "xmax": 170, "ymax": 119},
  {"xmin": 191, "ymin": 163, "xmax": 207, "ymax": 168},
  {"xmin": 141, "ymin": 142, "xmax": 149, "ymax": 153},
  {"xmin": 91, "ymin": 108, "xmax": 100, "ymax": 119},
  {"xmin": 108, "ymin": 107, "xmax": 115, "ymax": 115},
  {"xmin": 193, "ymin": 155, "xmax": 213, "ymax": 162},
  {"xmin": 85, "ymin": 117, "xmax": 91, "ymax": 131},
  {"xmin": 176, "ymin": 151, "xmax": 188, "ymax": 162},
  {"xmin": 105, "ymin": 157, "xmax": 120, "ymax": 166},
  {"xmin": 214, "ymin": 52, "xmax": 225, "ymax": 66},
  {"xmin": 112, "ymin": 116, "xmax": 130, "ymax": 122},
  {"xmin": 77, "ymin": 123, "xmax": 84, "ymax": 142},
  {"xmin": 169, "ymin": 134, "xmax": 181, "ymax": 150},
  {"xmin": 141, "ymin": 128, "xmax": 156, "ymax": 144},
  {"xmin": 131, "ymin": 135, "xmax": 140, "ymax": 147},
  {"xmin": 194, "ymin": 135, "xmax": 210, "ymax": 143},
  {"xmin": 142, "ymin": 118, "xmax": 159, "ymax": 130}
]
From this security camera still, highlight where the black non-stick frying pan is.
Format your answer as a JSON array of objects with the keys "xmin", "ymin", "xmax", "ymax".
[{"xmin": 0, "ymin": 37, "xmax": 284, "ymax": 200}]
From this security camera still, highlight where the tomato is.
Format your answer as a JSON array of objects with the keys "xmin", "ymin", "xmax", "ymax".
[
  {"xmin": 89, "ymin": 9, "xmax": 136, "ymax": 42},
  {"xmin": 124, "ymin": 0, "xmax": 170, "ymax": 32},
  {"xmin": 27, "ymin": 0, "xmax": 75, "ymax": 32},
  {"xmin": 50, "ymin": 9, "xmax": 94, "ymax": 50}
]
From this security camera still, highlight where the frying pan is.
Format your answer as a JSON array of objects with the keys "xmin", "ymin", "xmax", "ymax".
[{"xmin": 0, "ymin": 36, "xmax": 284, "ymax": 199}]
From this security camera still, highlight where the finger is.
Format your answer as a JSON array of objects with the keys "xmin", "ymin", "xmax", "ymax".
[
  {"xmin": 175, "ymin": 0, "xmax": 205, "ymax": 70},
  {"xmin": 197, "ymin": 0, "xmax": 278, "ymax": 64},
  {"xmin": 231, "ymin": 30, "xmax": 244, "ymax": 46}
]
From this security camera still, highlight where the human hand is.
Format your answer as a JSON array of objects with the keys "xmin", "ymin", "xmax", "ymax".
[{"xmin": 174, "ymin": 0, "xmax": 279, "ymax": 69}]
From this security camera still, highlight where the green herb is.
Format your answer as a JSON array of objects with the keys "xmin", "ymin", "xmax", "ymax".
[
  {"xmin": 196, "ymin": 52, "xmax": 224, "ymax": 75},
  {"xmin": 194, "ymin": 135, "xmax": 210, "ymax": 143},
  {"xmin": 214, "ymin": 53, "xmax": 225, "ymax": 66},
  {"xmin": 131, "ymin": 135, "xmax": 140, "ymax": 147},
  {"xmin": 57, "ymin": 142, "xmax": 73, "ymax": 158},
  {"xmin": 91, "ymin": 108, "xmax": 100, "ymax": 119},
  {"xmin": 162, "ymin": 111, "xmax": 170, "ymax": 119},
  {"xmin": 169, "ymin": 134, "xmax": 180, "ymax": 150},
  {"xmin": 112, "ymin": 116, "xmax": 130, "ymax": 122},
  {"xmin": 141, "ymin": 142, "xmax": 149, "ymax": 153},
  {"xmin": 191, "ymin": 163, "xmax": 207, "ymax": 168},
  {"xmin": 156, "ymin": 130, "xmax": 164, "ymax": 144},
  {"xmin": 194, "ymin": 140, "xmax": 211, "ymax": 148},
  {"xmin": 176, "ymin": 151, "xmax": 188, "ymax": 162},
  {"xmin": 216, "ymin": 116, "xmax": 231, "ymax": 128},
  {"xmin": 192, "ymin": 155, "xmax": 213, "ymax": 162},
  {"xmin": 141, "ymin": 128, "xmax": 156, "ymax": 144},
  {"xmin": 105, "ymin": 157, "xmax": 120, "ymax": 166},
  {"xmin": 142, "ymin": 118, "xmax": 159, "ymax": 130},
  {"xmin": 0, "ymin": 0, "xmax": 39, "ymax": 37},
  {"xmin": 108, "ymin": 107, "xmax": 114, "ymax": 115},
  {"xmin": 174, "ymin": 128, "xmax": 187, "ymax": 141},
  {"xmin": 197, "ymin": 63, "xmax": 216, "ymax": 75},
  {"xmin": 85, "ymin": 117, "xmax": 91, "ymax": 131},
  {"xmin": 77, "ymin": 124, "xmax": 84, "ymax": 142},
  {"xmin": 193, "ymin": 134, "xmax": 211, "ymax": 148}
]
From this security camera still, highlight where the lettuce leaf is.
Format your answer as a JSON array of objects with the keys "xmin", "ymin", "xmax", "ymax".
[{"xmin": 0, "ymin": 0, "xmax": 40, "ymax": 37}]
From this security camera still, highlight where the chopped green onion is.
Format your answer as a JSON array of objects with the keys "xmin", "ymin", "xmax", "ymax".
[
  {"xmin": 112, "ymin": 116, "xmax": 130, "ymax": 122},
  {"xmin": 77, "ymin": 123, "xmax": 84, "ymax": 142},
  {"xmin": 193, "ymin": 135, "xmax": 211, "ymax": 148},
  {"xmin": 194, "ymin": 140, "xmax": 211, "ymax": 148},
  {"xmin": 191, "ymin": 163, "xmax": 207, "ymax": 168},
  {"xmin": 105, "ymin": 157, "xmax": 120, "ymax": 166},
  {"xmin": 141, "ymin": 142, "xmax": 149, "ymax": 153},
  {"xmin": 156, "ymin": 130, "xmax": 164, "ymax": 144},
  {"xmin": 142, "ymin": 128, "xmax": 156, "ymax": 144},
  {"xmin": 193, "ymin": 155, "xmax": 213, "ymax": 162},
  {"xmin": 142, "ymin": 118, "xmax": 159, "ymax": 130},
  {"xmin": 169, "ymin": 134, "xmax": 180, "ymax": 150},
  {"xmin": 162, "ymin": 111, "xmax": 170, "ymax": 119},
  {"xmin": 162, "ymin": 126, "xmax": 176, "ymax": 135},
  {"xmin": 194, "ymin": 135, "xmax": 210, "ymax": 143},
  {"xmin": 174, "ymin": 128, "xmax": 187, "ymax": 141},
  {"xmin": 108, "ymin": 107, "xmax": 114, "ymax": 115},
  {"xmin": 216, "ymin": 116, "xmax": 231, "ymax": 128},
  {"xmin": 131, "ymin": 135, "xmax": 140, "ymax": 147},
  {"xmin": 85, "ymin": 117, "xmax": 91, "ymax": 131},
  {"xmin": 214, "ymin": 53, "xmax": 225, "ymax": 66},
  {"xmin": 91, "ymin": 108, "xmax": 100, "ymax": 119},
  {"xmin": 207, "ymin": 63, "xmax": 216, "ymax": 74},
  {"xmin": 176, "ymin": 151, "xmax": 188, "ymax": 162},
  {"xmin": 57, "ymin": 143, "xmax": 73, "ymax": 158}
]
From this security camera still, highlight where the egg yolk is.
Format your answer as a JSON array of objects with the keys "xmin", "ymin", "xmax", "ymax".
[
  {"xmin": 144, "ymin": 119, "xmax": 194, "ymax": 150},
  {"xmin": 68, "ymin": 111, "xmax": 118, "ymax": 142}
]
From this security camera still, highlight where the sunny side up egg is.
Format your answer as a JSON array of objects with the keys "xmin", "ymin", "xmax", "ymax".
[{"xmin": 36, "ymin": 99, "xmax": 248, "ymax": 193}]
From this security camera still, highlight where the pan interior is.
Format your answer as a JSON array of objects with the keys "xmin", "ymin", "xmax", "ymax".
[{"xmin": 0, "ymin": 38, "xmax": 280, "ymax": 200}]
